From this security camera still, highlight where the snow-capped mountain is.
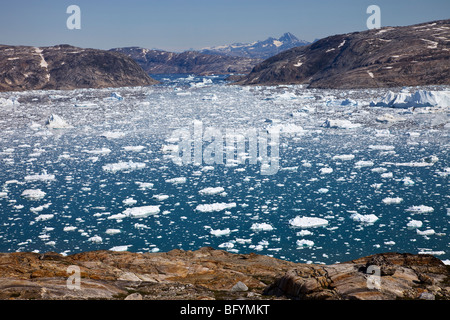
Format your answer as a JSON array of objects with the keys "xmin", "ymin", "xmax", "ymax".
[{"xmin": 200, "ymin": 32, "xmax": 310, "ymax": 59}]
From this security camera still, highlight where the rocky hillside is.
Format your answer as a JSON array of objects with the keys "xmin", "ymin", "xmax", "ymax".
[
  {"xmin": 0, "ymin": 247, "xmax": 448, "ymax": 300},
  {"xmin": 110, "ymin": 47, "xmax": 261, "ymax": 75},
  {"xmin": 0, "ymin": 44, "xmax": 158, "ymax": 92},
  {"xmin": 237, "ymin": 19, "xmax": 450, "ymax": 88},
  {"xmin": 201, "ymin": 32, "xmax": 310, "ymax": 59}
]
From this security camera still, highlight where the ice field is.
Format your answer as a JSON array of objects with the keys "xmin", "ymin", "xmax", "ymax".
[{"xmin": 0, "ymin": 74, "xmax": 448, "ymax": 264}]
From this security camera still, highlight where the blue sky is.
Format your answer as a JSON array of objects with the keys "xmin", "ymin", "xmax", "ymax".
[{"xmin": 1, "ymin": 0, "xmax": 449, "ymax": 51}]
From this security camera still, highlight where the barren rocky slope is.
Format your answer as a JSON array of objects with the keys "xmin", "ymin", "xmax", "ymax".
[
  {"xmin": 110, "ymin": 47, "xmax": 261, "ymax": 75},
  {"xmin": 0, "ymin": 44, "xmax": 158, "ymax": 92},
  {"xmin": 0, "ymin": 247, "xmax": 448, "ymax": 300},
  {"xmin": 237, "ymin": 19, "xmax": 450, "ymax": 88}
]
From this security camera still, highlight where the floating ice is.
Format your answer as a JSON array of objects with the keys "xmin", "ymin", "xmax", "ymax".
[
  {"xmin": 355, "ymin": 160, "xmax": 374, "ymax": 168},
  {"xmin": 88, "ymin": 235, "xmax": 103, "ymax": 243},
  {"xmin": 250, "ymin": 222, "xmax": 274, "ymax": 231},
  {"xmin": 24, "ymin": 170, "xmax": 55, "ymax": 182},
  {"xmin": 153, "ymin": 194, "xmax": 169, "ymax": 201},
  {"xmin": 82, "ymin": 148, "xmax": 111, "ymax": 155},
  {"xmin": 166, "ymin": 177, "xmax": 187, "ymax": 184},
  {"xmin": 332, "ymin": 154, "xmax": 355, "ymax": 161},
  {"xmin": 407, "ymin": 220, "xmax": 423, "ymax": 229},
  {"xmin": 350, "ymin": 212, "xmax": 378, "ymax": 224},
  {"xmin": 319, "ymin": 167, "xmax": 333, "ymax": 174},
  {"xmin": 123, "ymin": 146, "xmax": 146, "ymax": 152},
  {"xmin": 373, "ymin": 90, "xmax": 450, "ymax": 108},
  {"xmin": 406, "ymin": 205, "xmax": 434, "ymax": 214},
  {"xmin": 21, "ymin": 189, "xmax": 46, "ymax": 200},
  {"xmin": 109, "ymin": 245, "xmax": 131, "ymax": 252},
  {"xmin": 382, "ymin": 197, "xmax": 403, "ymax": 205},
  {"xmin": 196, "ymin": 202, "xmax": 237, "ymax": 212},
  {"xmin": 417, "ymin": 229, "xmax": 435, "ymax": 236},
  {"xmin": 63, "ymin": 226, "xmax": 77, "ymax": 232},
  {"xmin": 321, "ymin": 119, "xmax": 361, "ymax": 129},
  {"xmin": 296, "ymin": 239, "xmax": 314, "ymax": 247},
  {"xmin": 35, "ymin": 214, "xmax": 54, "ymax": 221},
  {"xmin": 289, "ymin": 216, "xmax": 329, "ymax": 228},
  {"xmin": 108, "ymin": 205, "xmax": 160, "ymax": 220},
  {"xmin": 198, "ymin": 187, "xmax": 225, "ymax": 196},
  {"xmin": 101, "ymin": 131, "xmax": 126, "ymax": 139},
  {"xmin": 45, "ymin": 114, "xmax": 73, "ymax": 129},
  {"xmin": 102, "ymin": 161, "xmax": 146, "ymax": 172},
  {"xmin": 105, "ymin": 229, "xmax": 121, "ymax": 235},
  {"xmin": 210, "ymin": 228, "xmax": 231, "ymax": 237}
]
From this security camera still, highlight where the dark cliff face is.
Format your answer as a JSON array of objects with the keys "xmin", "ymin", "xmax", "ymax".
[
  {"xmin": 0, "ymin": 44, "xmax": 158, "ymax": 92},
  {"xmin": 237, "ymin": 19, "xmax": 450, "ymax": 88},
  {"xmin": 110, "ymin": 47, "xmax": 261, "ymax": 75}
]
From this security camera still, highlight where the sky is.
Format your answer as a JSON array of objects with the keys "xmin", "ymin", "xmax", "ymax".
[{"xmin": 1, "ymin": 0, "xmax": 449, "ymax": 52}]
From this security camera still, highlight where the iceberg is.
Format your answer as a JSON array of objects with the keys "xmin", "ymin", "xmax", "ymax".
[
  {"xmin": 372, "ymin": 90, "xmax": 450, "ymax": 108},
  {"xmin": 289, "ymin": 216, "xmax": 329, "ymax": 228},
  {"xmin": 102, "ymin": 161, "xmax": 146, "ymax": 172},
  {"xmin": 321, "ymin": 119, "xmax": 361, "ymax": 129},
  {"xmin": 45, "ymin": 114, "xmax": 73, "ymax": 129},
  {"xmin": 195, "ymin": 202, "xmax": 237, "ymax": 212},
  {"xmin": 250, "ymin": 222, "xmax": 274, "ymax": 231},
  {"xmin": 21, "ymin": 189, "xmax": 46, "ymax": 200},
  {"xmin": 350, "ymin": 212, "xmax": 378, "ymax": 224}
]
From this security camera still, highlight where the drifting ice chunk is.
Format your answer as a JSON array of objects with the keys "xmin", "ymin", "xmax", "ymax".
[
  {"xmin": 103, "ymin": 92, "xmax": 123, "ymax": 101},
  {"xmin": 406, "ymin": 205, "xmax": 434, "ymax": 213},
  {"xmin": 108, "ymin": 205, "xmax": 160, "ymax": 220},
  {"xmin": 199, "ymin": 187, "xmax": 225, "ymax": 196},
  {"xmin": 350, "ymin": 212, "xmax": 378, "ymax": 224},
  {"xmin": 196, "ymin": 202, "xmax": 237, "ymax": 212},
  {"xmin": 321, "ymin": 119, "xmax": 361, "ymax": 129},
  {"xmin": 166, "ymin": 177, "xmax": 187, "ymax": 184},
  {"xmin": 88, "ymin": 236, "xmax": 103, "ymax": 243},
  {"xmin": 24, "ymin": 170, "xmax": 55, "ymax": 182},
  {"xmin": 289, "ymin": 216, "xmax": 329, "ymax": 228},
  {"xmin": 101, "ymin": 131, "xmax": 126, "ymax": 139},
  {"xmin": 417, "ymin": 229, "xmax": 435, "ymax": 236},
  {"xmin": 109, "ymin": 245, "xmax": 131, "ymax": 252},
  {"xmin": 210, "ymin": 228, "xmax": 231, "ymax": 236},
  {"xmin": 382, "ymin": 197, "xmax": 403, "ymax": 205},
  {"xmin": 21, "ymin": 189, "xmax": 46, "ymax": 200},
  {"xmin": 45, "ymin": 114, "xmax": 73, "ymax": 129},
  {"xmin": 332, "ymin": 154, "xmax": 355, "ymax": 161},
  {"xmin": 250, "ymin": 222, "xmax": 274, "ymax": 231},
  {"xmin": 372, "ymin": 90, "xmax": 450, "ymax": 108},
  {"xmin": 296, "ymin": 239, "xmax": 314, "ymax": 247},
  {"xmin": 102, "ymin": 161, "xmax": 146, "ymax": 172},
  {"xmin": 407, "ymin": 220, "xmax": 423, "ymax": 229}
]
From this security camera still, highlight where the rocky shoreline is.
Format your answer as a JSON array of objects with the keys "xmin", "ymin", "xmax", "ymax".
[{"xmin": 0, "ymin": 247, "xmax": 448, "ymax": 300}]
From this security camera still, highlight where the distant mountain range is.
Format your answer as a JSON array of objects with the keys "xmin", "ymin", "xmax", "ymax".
[
  {"xmin": 110, "ymin": 47, "xmax": 261, "ymax": 75},
  {"xmin": 200, "ymin": 32, "xmax": 310, "ymax": 59},
  {"xmin": 237, "ymin": 19, "xmax": 450, "ymax": 88}
]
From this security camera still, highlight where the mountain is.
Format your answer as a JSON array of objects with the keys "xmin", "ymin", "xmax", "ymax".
[
  {"xmin": 0, "ymin": 44, "xmax": 158, "ymax": 92},
  {"xmin": 200, "ymin": 32, "xmax": 310, "ymax": 59},
  {"xmin": 0, "ymin": 248, "xmax": 448, "ymax": 300},
  {"xmin": 110, "ymin": 47, "xmax": 261, "ymax": 75},
  {"xmin": 236, "ymin": 20, "xmax": 450, "ymax": 88}
]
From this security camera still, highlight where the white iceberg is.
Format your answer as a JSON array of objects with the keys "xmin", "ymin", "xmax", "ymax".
[
  {"xmin": 108, "ymin": 205, "xmax": 160, "ymax": 220},
  {"xmin": 21, "ymin": 189, "xmax": 46, "ymax": 200},
  {"xmin": 321, "ymin": 119, "xmax": 361, "ymax": 129},
  {"xmin": 250, "ymin": 222, "xmax": 274, "ymax": 232},
  {"xmin": 289, "ymin": 216, "xmax": 329, "ymax": 228},
  {"xmin": 350, "ymin": 212, "xmax": 378, "ymax": 224},
  {"xmin": 198, "ymin": 187, "xmax": 225, "ymax": 196},
  {"xmin": 45, "ymin": 114, "xmax": 73, "ymax": 129},
  {"xmin": 372, "ymin": 90, "xmax": 450, "ymax": 108},
  {"xmin": 296, "ymin": 239, "xmax": 314, "ymax": 247},
  {"xmin": 406, "ymin": 205, "xmax": 434, "ymax": 214},
  {"xmin": 196, "ymin": 202, "xmax": 237, "ymax": 212},
  {"xmin": 407, "ymin": 220, "xmax": 423, "ymax": 229},
  {"xmin": 102, "ymin": 161, "xmax": 146, "ymax": 172}
]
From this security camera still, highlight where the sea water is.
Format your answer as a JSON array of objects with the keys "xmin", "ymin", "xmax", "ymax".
[{"xmin": 0, "ymin": 74, "xmax": 448, "ymax": 264}]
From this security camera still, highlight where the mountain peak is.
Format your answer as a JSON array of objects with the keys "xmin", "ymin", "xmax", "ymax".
[{"xmin": 279, "ymin": 32, "xmax": 299, "ymax": 43}]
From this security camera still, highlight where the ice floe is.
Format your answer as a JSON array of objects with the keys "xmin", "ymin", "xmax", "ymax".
[
  {"xmin": 102, "ymin": 161, "xmax": 146, "ymax": 172},
  {"xmin": 21, "ymin": 189, "xmax": 46, "ymax": 200},
  {"xmin": 289, "ymin": 216, "xmax": 329, "ymax": 228},
  {"xmin": 196, "ymin": 202, "xmax": 237, "ymax": 212}
]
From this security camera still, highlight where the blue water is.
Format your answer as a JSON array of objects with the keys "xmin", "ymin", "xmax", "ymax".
[{"xmin": 0, "ymin": 75, "xmax": 448, "ymax": 264}]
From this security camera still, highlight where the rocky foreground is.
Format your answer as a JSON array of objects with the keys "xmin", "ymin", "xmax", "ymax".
[{"xmin": 0, "ymin": 247, "xmax": 448, "ymax": 300}]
